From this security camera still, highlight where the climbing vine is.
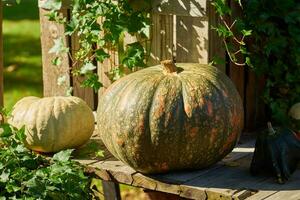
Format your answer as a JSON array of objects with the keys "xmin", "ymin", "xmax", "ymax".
[
  {"xmin": 212, "ymin": 0, "xmax": 300, "ymax": 124},
  {"xmin": 40, "ymin": 0, "xmax": 150, "ymax": 92}
]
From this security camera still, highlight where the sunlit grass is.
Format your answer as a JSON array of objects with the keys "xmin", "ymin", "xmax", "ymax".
[{"xmin": 3, "ymin": 1, "xmax": 42, "ymax": 110}]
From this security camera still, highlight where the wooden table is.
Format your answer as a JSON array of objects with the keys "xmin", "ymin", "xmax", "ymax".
[{"xmin": 74, "ymin": 135, "xmax": 300, "ymax": 200}]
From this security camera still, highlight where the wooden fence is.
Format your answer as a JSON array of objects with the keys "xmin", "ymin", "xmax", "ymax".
[{"xmin": 39, "ymin": 0, "xmax": 265, "ymax": 131}]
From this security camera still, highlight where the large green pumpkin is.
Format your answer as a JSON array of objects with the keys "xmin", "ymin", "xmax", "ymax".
[
  {"xmin": 97, "ymin": 60, "xmax": 244, "ymax": 174},
  {"xmin": 8, "ymin": 96, "xmax": 95, "ymax": 152}
]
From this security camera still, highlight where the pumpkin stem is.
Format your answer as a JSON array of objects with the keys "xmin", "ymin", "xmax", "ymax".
[
  {"xmin": 267, "ymin": 122, "xmax": 276, "ymax": 135},
  {"xmin": 161, "ymin": 60, "xmax": 178, "ymax": 73}
]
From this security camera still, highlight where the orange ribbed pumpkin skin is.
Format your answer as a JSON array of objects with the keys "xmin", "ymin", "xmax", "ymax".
[{"xmin": 97, "ymin": 63, "xmax": 244, "ymax": 174}]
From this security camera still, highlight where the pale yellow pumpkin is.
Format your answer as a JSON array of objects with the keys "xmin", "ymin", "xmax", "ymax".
[{"xmin": 8, "ymin": 96, "xmax": 94, "ymax": 152}]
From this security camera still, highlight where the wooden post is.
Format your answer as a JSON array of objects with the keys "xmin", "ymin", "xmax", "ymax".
[
  {"xmin": 0, "ymin": 1, "xmax": 3, "ymax": 107},
  {"xmin": 102, "ymin": 180, "xmax": 121, "ymax": 200},
  {"xmin": 39, "ymin": 3, "xmax": 71, "ymax": 96}
]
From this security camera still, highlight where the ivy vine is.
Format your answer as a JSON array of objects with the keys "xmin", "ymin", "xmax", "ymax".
[
  {"xmin": 212, "ymin": 0, "xmax": 300, "ymax": 125},
  {"xmin": 40, "ymin": 0, "xmax": 150, "ymax": 93}
]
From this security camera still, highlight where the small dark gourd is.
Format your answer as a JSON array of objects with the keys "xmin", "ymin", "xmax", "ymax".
[
  {"xmin": 97, "ymin": 60, "xmax": 244, "ymax": 174},
  {"xmin": 250, "ymin": 122, "xmax": 300, "ymax": 184}
]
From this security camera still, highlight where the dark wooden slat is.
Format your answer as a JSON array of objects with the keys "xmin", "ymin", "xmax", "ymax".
[
  {"xmin": 208, "ymin": 3, "xmax": 226, "ymax": 72},
  {"xmin": 0, "ymin": 1, "xmax": 3, "ymax": 107},
  {"xmin": 70, "ymin": 33, "xmax": 96, "ymax": 109},
  {"xmin": 148, "ymin": 13, "xmax": 174, "ymax": 65},
  {"xmin": 228, "ymin": 0, "xmax": 245, "ymax": 119},
  {"xmin": 245, "ymin": 70, "xmax": 257, "ymax": 131},
  {"xmin": 102, "ymin": 180, "xmax": 121, "ymax": 200},
  {"xmin": 39, "ymin": 6, "xmax": 71, "ymax": 96}
]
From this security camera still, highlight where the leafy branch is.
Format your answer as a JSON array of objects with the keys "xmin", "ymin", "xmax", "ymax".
[
  {"xmin": 40, "ymin": 0, "xmax": 150, "ymax": 94},
  {"xmin": 0, "ymin": 119, "xmax": 95, "ymax": 199},
  {"xmin": 212, "ymin": 0, "xmax": 300, "ymax": 124}
]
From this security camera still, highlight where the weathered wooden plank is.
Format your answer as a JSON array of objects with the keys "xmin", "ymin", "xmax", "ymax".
[
  {"xmin": 208, "ymin": 3, "xmax": 226, "ymax": 72},
  {"xmin": 179, "ymin": 185, "xmax": 207, "ymax": 200},
  {"xmin": 102, "ymin": 180, "xmax": 121, "ymax": 200},
  {"xmin": 176, "ymin": 15, "xmax": 208, "ymax": 63},
  {"xmin": 151, "ymin": 0, "xmax": 207, "ymax": 17},
  {"xmin": 263, "ymin": 191, "xmax": 300, "ymax": 200},
  {"xmin": 0, "ymin": 2, "xmax": 3, "ymax": 107},
  {"xmin": 39, "ymin": 7, "xmax": 71, "ymax": 96},
  {"xmin": 245, "ymin": 191, "xmax": 277, "ymax": 200},
  {"xmin": 132, "ymin": 173, "xmax": 157, "ymax": 190},
  {"xmin": 180, "ymin": 154, "xmax": 262, "ymax": 200},
  {"xmin": 153, "ymin": 139, "xmax": 254, "ymax": 184},
  {"xmin": 90, "ymin": 160, "xmax": 135, "ymax": 184},
  {"xmin": 149, "ymin": 13, "xmax": 174, "ymax": 65},
  {"xmin": 70, "ymin": 33, "xmax": 96, "ymax": 109}
]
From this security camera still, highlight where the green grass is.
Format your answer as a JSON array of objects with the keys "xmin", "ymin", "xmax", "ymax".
[{"xmin": 3, "ymin": 0, "xmax": 42, "ymax": 110}]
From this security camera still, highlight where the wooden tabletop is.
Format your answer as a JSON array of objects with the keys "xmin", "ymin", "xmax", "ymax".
[{"xmin": 74, "ymin": 134, "xmax": 300, "ymax": 200}]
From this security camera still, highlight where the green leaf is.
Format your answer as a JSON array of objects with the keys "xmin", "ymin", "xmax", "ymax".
[
  {"xmin": 95, "ymin": 150, "xmax": 105, "ymax": 158},
  {"xmin": 81, "ymin": 74, "xmax": 103, "ymax": 92},
  {"xmin": 80, "ymin": 62, "xmax": 97, "ymax": 75},
  {"xmin": 57, "ymin": 75, "xmax": 67, "ymax": 86},
  {"xmin": 15, "ymin": 127, "xmax": 26, "ymax": 142},
  {"xmin": 48, "ymin": 37, "xmax": 69, "ymax": 56},
  {"xmin": 0, "ymin": 171, "xmax": 10, "ymax": 183},
  {"xmin": 52, "ymin": 149, "xmax": 74, "ymax": 162},
  {"xmin": 52, "ymin": 57, "xmax": 62, "ymax": 66},
  {"xmin": 212, "ymin": 25, "xmax": 233, "ymax": 38},
  {"xmin": 95, "ymin": 49, "xmax": 110, "ymax": 62},
  {"xmin": 66, "ymin": 87, "xmax": 73, "ymax": 96},
  {"xmin": 241, "ymin": 29, "xmax": 252, "ymax": 37}
]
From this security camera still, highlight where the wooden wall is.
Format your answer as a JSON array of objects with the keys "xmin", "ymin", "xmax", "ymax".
[{"xmin": 39, "ymin": 0, "xmax": 265, "ymax": 131}]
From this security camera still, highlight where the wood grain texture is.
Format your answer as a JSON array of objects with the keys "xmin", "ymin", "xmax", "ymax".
[
  {"xmin": 102, "ymin": 180, "xmax": 121, "ymax": 200},
  {"xmin": 70, "ymin": 33, "xmax": 96, "ymax": 109},
  {"xmin": 0, "ymin": 2, "xmax": 3, "ymax": 107},
  {"xmin": 245, "ymin": 191, "xmax": 277, "ymax": 200},
  {"xmin": 149, "ymin": 13, "xmax": 174, "ymax": 65},
  {"xmin": 151, "ymin": 0, "xmax": 207, "ymax": 17},
  {"xmin": 97, "ymin": 47, "xmax": 118, "ymax": 96},
  {"xmin": 40, "ymin": 7, "xmax": 71, "ymax": 96},
  {"xmin": 176, "ymin": 15, "xmax": 208, "ymax": 63},
  {"xmin": 263, "ymin": 191, "xmax": 300, "ymax": 200}
]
